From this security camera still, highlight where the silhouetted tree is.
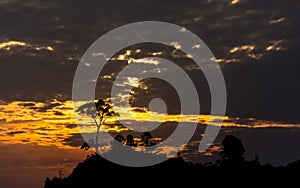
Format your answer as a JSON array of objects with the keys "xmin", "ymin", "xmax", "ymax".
[
  {"xmin": 76, "ymin": 99, "xmax": 115, "ymax": 152},
  {"xmin": 115, "ymin": 134, "xmax": 125, "ymax": 143},
  {"xmin": 80, "ymin": 142, "xmax": 90, "ymax": 150},
  {"xmin": 287, "ymin": 159, "xmax": 300, "ymax": 168},
  {"xmin": 220, "ymin": 135, "xmax": 245, "ymax": 166},
  {"xmin": 44, "ymin": 177, "xmax": 51, "ymax": 188},
  {"xmin": 141, "ymin": 132, "xmax": 154, "ymax": 146},
  {"xmin": 44, "ymin": 134, "xmax": 300, "ymax": 188},
  {"xmin": 126, "ymin": 134, "xmax": 135, "ymax": 146}
]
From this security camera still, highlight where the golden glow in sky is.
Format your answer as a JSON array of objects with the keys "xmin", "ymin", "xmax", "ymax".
[
  {"xmin": 0, "ymin": 40, "xmax": 27, "ymax": 50},
  {"xmin": 0, "ymin": 40, "xmax": 54, "ymax": 52},
  {"xmin": 0, "ymin": 99, "xmax": 299, "ymax": 151},
  {"xmin": 231, "ymin": 0, "xmax": 239, "ymax": 5}
]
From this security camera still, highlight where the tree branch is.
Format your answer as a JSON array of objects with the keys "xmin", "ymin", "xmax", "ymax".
[{"xmin": 93, "ymin": 117, "xmax": 99, "ymax": 128}]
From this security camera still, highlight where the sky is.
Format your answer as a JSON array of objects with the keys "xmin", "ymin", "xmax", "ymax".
[
  {"xmin": 0, "ymin": 0, "xmax": 299, "ymax": 122},
  {"xmin": 0, "ymin": 0, "xmax": 299, "ymax": 187}
]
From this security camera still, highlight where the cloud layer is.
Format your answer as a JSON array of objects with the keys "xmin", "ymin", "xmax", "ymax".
[{"xmin": 0, "ymin": 0, "xmax": 299, "ymax": 122}]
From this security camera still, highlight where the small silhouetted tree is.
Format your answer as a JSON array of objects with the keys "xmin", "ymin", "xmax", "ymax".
[
  {"xmin": 80, "ymin": 142, "xmax": 90, "ymax": 150},
  {"xmin": 115, "ymin": 134, "xmax": 125, "ymax": 143},
  {"xmin": 44, "ymin": 177, "xmax": 51, "ymax": 188},
  {"xmin": 126, "ymin": 134, "xmax": 135, "ymax": 146},
  {"xmin": 76, "ymin": 99, "xmax": 115, "ymax": 153},
  {"xmin": 220, "ymin": 135, "xmax": 245, "ymax": 166},
  {"xmin": 141, "ymin": 132, "xmax": 154, "ymax": 146}
]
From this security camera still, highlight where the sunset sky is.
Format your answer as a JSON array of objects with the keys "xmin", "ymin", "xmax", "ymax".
[{"xmin": 0, "ymin": 0, "xmax": 299, "ymax": 188}]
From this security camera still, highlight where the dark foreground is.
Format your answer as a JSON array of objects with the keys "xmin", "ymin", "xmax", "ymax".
[{"xmin": 44, "ymin": 135, "xmax": 300, "ymax": 187}]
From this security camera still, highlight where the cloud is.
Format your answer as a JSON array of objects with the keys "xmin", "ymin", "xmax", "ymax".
[
  {"xmin": 62, "ymin": 133, "xmax": 84, "ymax": 147},
  {"xmin": 53, "ymin": 111, "xmax": 65, "ymax": 116},
  {"xmin": 0, "ymin": 100, "xmax": 79, "ymax": 148},
  {"xmin": 0, "ymin": 99, "xmax": 300, "ymax": 163},
  {"xmin": 269, "ymin": 17, "xmax": 286, "ymax": 24},
  {"xmin": 0, "ymin": 40, "xmax": 27, "ymax": 50},
  {"xmin": 66, "ymin": 124, "xmax": 77, "ymax": 129},
  {"xmin": 37, "ymin": 101, "xmax": 62, "ymax": 112},
  {"xmin": 0, "ymin": 0, "xmax": 298, "ymax": 124},
  {"xmin": 131, "ymin": 107, "xmax": 148, "ymax": 113},
  {"xmin": 7, "ymin": 131, "xmax": 25, "ymax": 135},
  {"xmin": 17, "ymin": 102, "xmax": 36, "ymax": 107}
]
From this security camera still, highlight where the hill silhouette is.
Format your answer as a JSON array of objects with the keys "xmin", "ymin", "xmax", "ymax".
[{"xmin": 44, "ymin": 134, "xmax": 300, "ymax": 187}]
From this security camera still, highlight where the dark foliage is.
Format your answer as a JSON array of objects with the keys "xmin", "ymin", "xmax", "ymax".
[{"xmin": 44, "ymin": 135, "xmax": 300, "ymax": 187}]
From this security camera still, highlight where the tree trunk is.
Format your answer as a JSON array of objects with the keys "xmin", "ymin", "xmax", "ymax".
[
  {"xmin": 93, "ymin": 118, "xmax": 101, "ymax": 153},
  {"xmin": 95, "ymin": 125, "xmax": 100, "ymax": 153}
]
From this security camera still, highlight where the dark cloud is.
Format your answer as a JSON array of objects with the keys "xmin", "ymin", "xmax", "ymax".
[
  {"xmin": 17, "ymin": 102, "xmax": 36, "ymax": 107},
  {"xmin": 33, "ymin": 127, "xmax": 56, "ymax": 131},
  {"xmin": 63, "ymin": 133, "xmax": 84, "ymax": 147},
  {"xmin": 37, "ymin": 102, "xmax": 61, "ymax": 112},
  {"xmin": 0, "ymin": 0, "xmax": 298, "ymax": 124},
  {"xmin": 53, "ymin": 110, "xmax": 64, "ymax": 116},
  {"xmin": 7, "ymin": 131, "xmax": 25, "ymax": 135},
  {"xmin": 131, "ymin": 107, "xmax": 148, "ymax": 113},
  {"xmin": 0, "ymin": 101, "xmax": 8, "ymax": 105},
  {"xmin": 65, "ymin": 124, "xmax": 77, "ymax": 129}
]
